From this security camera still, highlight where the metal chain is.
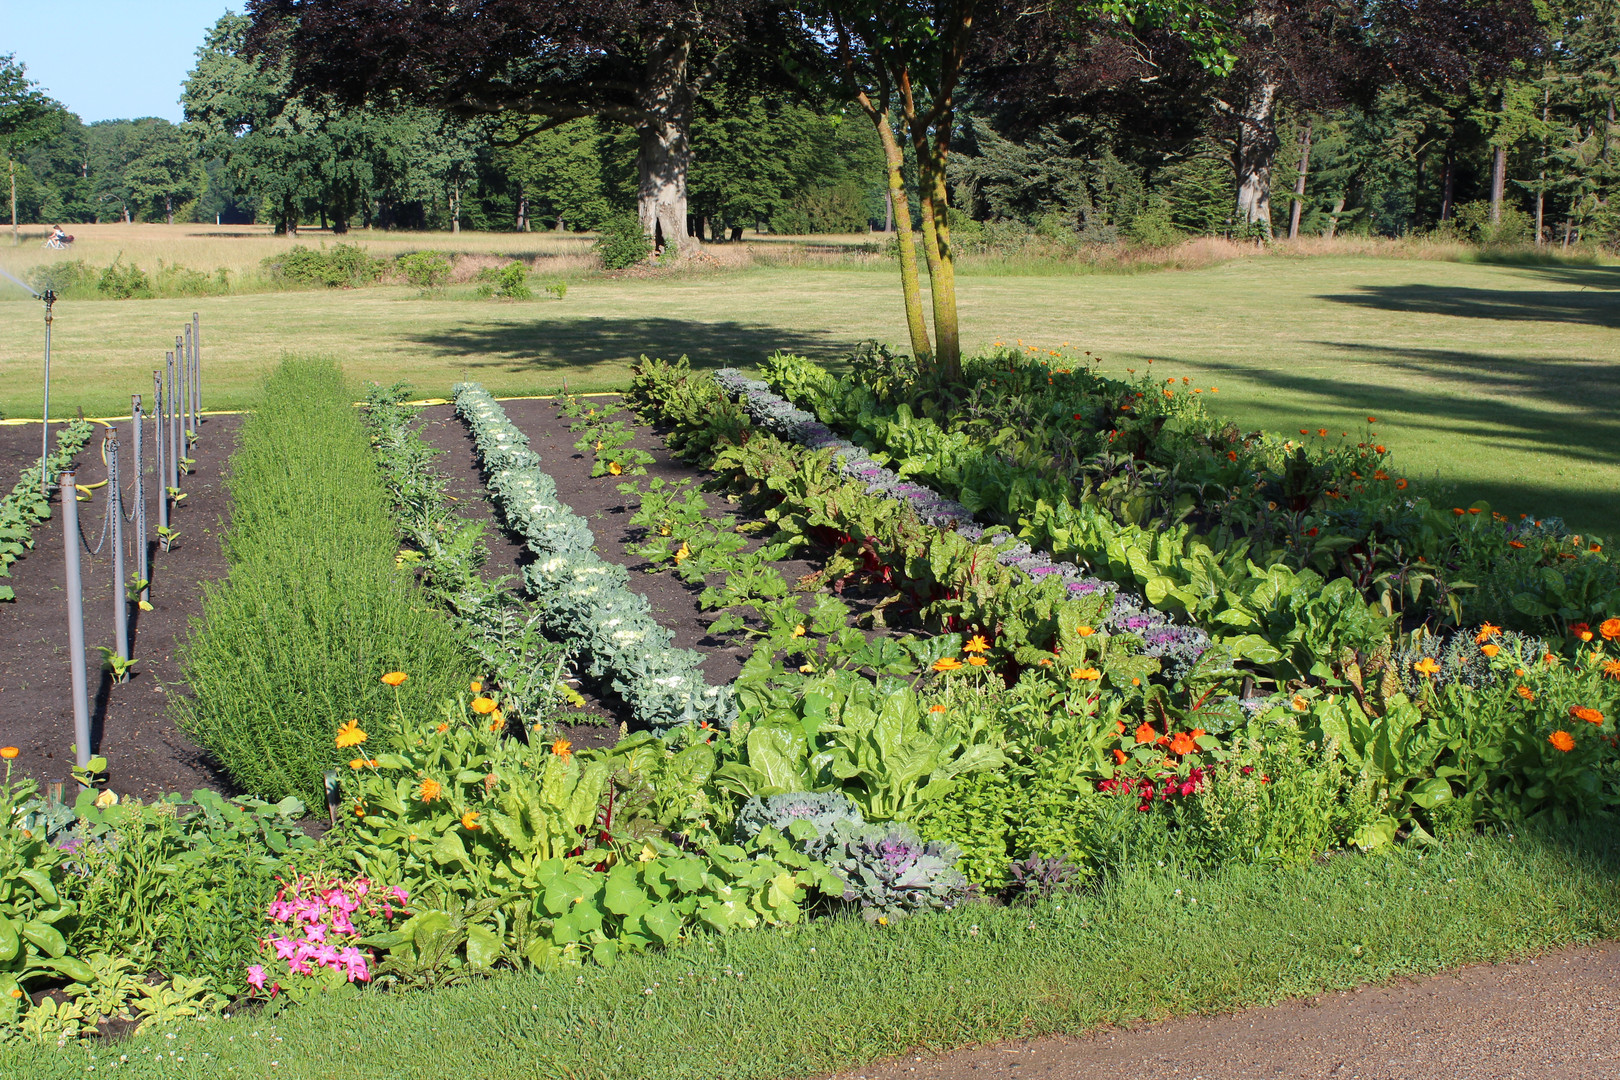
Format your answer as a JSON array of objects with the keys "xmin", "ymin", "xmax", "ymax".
[{"xmin": 77, "ymin": 485, "xmax": 111, "ymax": 556}]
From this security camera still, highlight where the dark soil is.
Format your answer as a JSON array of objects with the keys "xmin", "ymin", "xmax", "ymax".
[
  {"xmin": 827, "ymin": 942, "xmax": 1620, "ymax": 1080},
  {"xmin": 0, "ymin": 415, "xmax": 235, "ymax": 799},
  {"xmin": 415, "ymin": 394, "xmax": 825, "ymax": 745}
]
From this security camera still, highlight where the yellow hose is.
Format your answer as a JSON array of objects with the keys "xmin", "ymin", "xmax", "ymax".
[{"xmin": 73, "ymin": 420, "xmax": 115, "ymax": 500}]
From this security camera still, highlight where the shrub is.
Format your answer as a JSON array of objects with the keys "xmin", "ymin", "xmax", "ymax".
[
  {"xmin": 1454, "ymin": 200, "xmax": 1535, "ymax": 246},
  {"xmin": 262, "ymin": 243, "xmax": 386, "ymax": 288},
  {"xmin": 26, "ymin": 258, "xmax": 89, "ymax": 294},
  {"xmin": 594, "ymin": 212, "xmax": 653, "ymax": 270},
  {"xmin": 1125, "ymin": 202, "xmax": 1182, "ymax": 246},
  {"xmin": 152, "ymin": 261, "xmax": 228, "ymax": 297},
  {"xmin": 96, "ymin": 256, "xmax": 150, "ymax": 299},
  {"xmin": 396, "ymin": 250, "xmax": 452, "ymax": 290},
  {"xmin": 173, "ymin": 357, "xmax": 474, "ymax": 805},
  {"xmin": 475, "ymin": 261, "xmax": 532, "ymax": 300}
]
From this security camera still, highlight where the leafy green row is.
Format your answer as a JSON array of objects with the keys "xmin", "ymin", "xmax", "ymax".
[
  {"xmin": 452, "ymin": 382, "xmax": 735, "ymax": 732},
  {"xmin": 0, "ymin": 419, "xmax": 94, "ymax": 601}
]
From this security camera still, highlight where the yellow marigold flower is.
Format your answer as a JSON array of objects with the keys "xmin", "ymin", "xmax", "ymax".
[
  {"xmin": 932, "ymin": 657, "xmax": 963, "ymax": 673},
  {"xmin": 1413, "ymin": 657, "xmax": 1441, "ymax": 677},
  {"xmin": 471, "ymin": 696, "xmax": 499, "ymax": 715},
  {"xmin": 348, "ymin": 758, "xmax": 377, "ymax": 770},
  {"xmin": 1075, "ymin": 626, "xmax": 1095, "ymax": 637},
  {"xmin": 966, "ymin": 655, "xmax": 989, "ymax": 667},
  {"xmin": 791, "ymin": 624, "xmax": 806, "ymax": 638},
  {"xmin": 381, "ymin": 671, "xmax": 408, "ymax": 687},
  {"xmin": 1070, "ymin": 667, "xmax": 1102, "ymax": 681},
  {"xmin": 552, "ymin": 738, "xmax": 573, "ymax": 761},
  {"xmin": 461, "ymin": 810, "xmax": 481, "ymax": 831},
  {"xmin": 470, "ymin": 680, "xmax": 483, "ymax": 693},
  {"xmin": 0, "ymin": 747, "xmax": 17, "ymax": 760},
  {"xmin": 1549, "ymin": 730, "xmax": 1575, "ymax": 752},
  {"xmin": 335, "ymin": 720, "xmax": 368, "ymax": 748},
  {"xmin": 1480, "ymin": 643, "xmax": 1501, "ymax": 658},
  {"xmin": 963, "ymin": 634, "xmax": 989, "ymax": 653},
  {"xmin": 417, "ymin": 778, "xmax": 442, "ymax": 803}
]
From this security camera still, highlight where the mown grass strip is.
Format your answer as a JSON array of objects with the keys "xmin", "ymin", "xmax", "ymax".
[
  {"xmin": 7, "ymin": 827, "xmax": 1615, "ymax": 1079},
  {"xmin": 172, "ymin": 356, "xmax": 473, "ymax": 806}
]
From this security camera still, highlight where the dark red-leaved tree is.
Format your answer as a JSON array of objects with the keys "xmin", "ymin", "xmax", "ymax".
[{"xmin": 245, "ymin": 0, "xmax": 793, "ymax": 250}]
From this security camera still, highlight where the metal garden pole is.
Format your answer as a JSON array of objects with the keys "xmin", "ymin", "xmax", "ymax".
[
  {"xmin": 107, "ymin": 433, "xmax": 128, "ymax": 663},
  {"xmin": 153, "ymin": 371, "xmax": 168, "ymax": 532},
  {"xmin": 192, "ymin": 312, "xmax": 201, "ymax": 418},
  {"xmin": 176, "ymin": 333, "xmax": 190, "ymax": 441},
  {"xmin": 60, "ymin": 467, "xmax": 92, "ymax": 769},
  {"xmin": 40, "ymin": 290, "xmax": 55, "ymax": 497},
  {"xmin": 133, "ymin": 395, "xmax": 148, "ymax": 607},
  {"xmin": 166, "ymin": 351, "xmax": 180, "ymax": 492}
]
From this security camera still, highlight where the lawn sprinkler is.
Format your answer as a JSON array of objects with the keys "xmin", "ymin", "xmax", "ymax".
[{"xmin": 0, "ymin": 264, "xmax": 58, "ymax": 495}]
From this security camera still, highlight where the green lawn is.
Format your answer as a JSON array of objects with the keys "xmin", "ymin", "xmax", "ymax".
[
  {"xmin": 4, "ymin": 827, "xmax": 1616, "ymax": 1080},
  {"xmin": 1, "ymin": 254, "xmax": 1615, "ymax": 531}
]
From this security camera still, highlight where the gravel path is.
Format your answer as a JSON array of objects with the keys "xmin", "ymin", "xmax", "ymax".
[{"xmin": 829, "ymin": 942, "xmax": 1620, "ymax": 1080}]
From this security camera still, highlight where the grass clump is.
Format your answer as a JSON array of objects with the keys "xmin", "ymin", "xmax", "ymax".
[{"xmin": 172, "ymin": 356, "xmax": 472, "ymax": 805}]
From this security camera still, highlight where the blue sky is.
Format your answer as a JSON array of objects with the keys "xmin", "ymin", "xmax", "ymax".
[{"xmin": 1, "ymin": 1, "xmax": 235, "ymax": 123}]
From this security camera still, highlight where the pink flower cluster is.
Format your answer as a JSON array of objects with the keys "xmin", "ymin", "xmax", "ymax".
[
  {"xmin": 1098, "ymin": 767, "xmax": 1207, "ymax": 812},
  {"xmin": 248, "ymin": 874, "xmax": 409, "ymax": 996}
]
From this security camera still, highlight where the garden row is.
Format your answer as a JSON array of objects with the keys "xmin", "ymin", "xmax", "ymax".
[{"xmin": 0, "ymin": 420, "xmax": 94, "ymax": 602}]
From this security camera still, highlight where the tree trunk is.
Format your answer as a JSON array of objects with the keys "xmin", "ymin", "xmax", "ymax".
[
  {"xmin": 1536, "ymin": 88, "xmax": 1549, "ymax": 245},
  {"xmin": 332, "ymin": 215, "xmax": 349, "ymax": 234},
  {"xmin": 9, "ymin": 156, "xmax": 16, "ymax": 245},
  {"xmin": 900, "ymin": 68, "xmax": 962, "ymax": 379},
  {"xmin": 884, "ymin": 188, "xmax": 894, "ymax": 233},
  {"xmin": 1234, "ymin": 60, "xmax": 1280, "ymax": 238},
  {"xmin": 1439, "ymin": 150, "xmax": 1455, "ymax": 221},
  {"xmin": 636, "ymin": 28, "xmax": 694, "ymax": 255},
  {"xmin": 1289, "ymin": 119, "xmax": 1312, "ymax": 240},
  {"xmin": 450, "ymin": 181, "xmax": 461, "ymax": 234},
  {"xmin": 730, "ymin": 224, "xmax": 743, "ymax": 241},
  {"xmin": 517, "ymin": 193, "xmax": 528, "ymax": 232},
  {"xmin": 166, "ymin": 195, "xmax": 174, "ymax": 225},
  {"xmin": 865, "ymin": 102, "xmax": 931, "ymax": 362},
  {"xmin": 1489, "ymin": 145, "xmax": 1506, "ymax": 224},
  {"xmin": 122, "ymin": 203, "xmax": 131, "ymax": 224},
  {"xmin": 1325, "ymin": 197, "xmax": 1345, "ymax": 239}
]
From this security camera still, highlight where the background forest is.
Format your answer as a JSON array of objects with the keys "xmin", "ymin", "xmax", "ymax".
[{"xmin": 6, "ymin": 2, "xmax": 1620, "ymax": 248}]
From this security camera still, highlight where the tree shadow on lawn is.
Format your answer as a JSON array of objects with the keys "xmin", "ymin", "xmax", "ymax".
[
  {"xmin": 1130, "ymin": 346, "xmax": 1620, "ymax": 529},
  {"xmin": 1318, "ymin": 264, "xmax": 1620, "ymax": 329},
  {"xmin": 409, "ymin": 315, "xmax": 853, "ymax": 379}
]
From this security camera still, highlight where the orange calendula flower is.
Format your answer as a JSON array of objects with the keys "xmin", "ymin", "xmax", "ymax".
[
  {"xmin": 1291, "ymin": 695, "xmax": 1309, "ymax": 713},
  {"xmin": 335, "ymin": 720, "xmax": 368, "ymax": 748},
  {"xmin": 552, "ymin": 738, "xmax": 573, "ymax": 761},
  {"xmin": 929, "ymin": 704, "xmax": 947, "ymax": 713},
  {"xmin": 470, "ymin": 680, "xmax": 483, "ymax": 693},
  {"xmin": 966, "ymin": 655, "xmax": 989, "ymax": 667},
  {"xmin": 1591, "ymin": 544, "xmax": 1603, "ymax": 553},
  {"xmin": 1452, "ymin": 508, "xmax": 1465, "ymax": 516},
  {"xmin": 1481, "ymin": 644, "xmax": 1501, "ymax": 658},
  {"xmin": 963, "ymin": 634, "xmax": 989, "ymax": 653},
  {"xmin": 489, "ymin": 717, "xmax": 504, "ymax": 732},
  {"xmin": 1070, "ymin": 667, "xmax": 1102, "ymax": 681},
  {"xmin": 381, "ymin": 671, "xmax": 408, "ymax": 687},
  {"xmin": 1602, "ymin": 659, "xmax": 1620, "ymax": 679},
  {"xmin": 1570, "ymin": 706, "xmax": 1604, "ymax": 725},
  {"xmin": 461, "ymin": 810, "xmax": 481, "ymax": 831},
  {"xmin": 471, "ymin": 696, "xmax": 499, "ymax": 715},
  {"xmin": 1508, "ymin": 540, "xmax": 1527, "ymax": 549},
  {"xmin": 1134, "ymin": 722, "xmax": 1158, "ymax": 745},
  {"xmin": 1075, "ymin": 626, "xmax": 1096, "ymax": 638},
  {"xmin": 1169, "ymin": 732, "xmax": 1198, "ymax": 756},
  {"xmin": 1227, "ymin": 450, "xmax": 1238, "ymax": 462},
  {"xmin": 0, "ymin": 747, "xmax": 17, "ymax": 760},
  {"xmin": 1517, "ymin": 686, "xmax": 1535, "ymax": 701},
  {"xmin": 932, "ymin": 657, "xmax": 963, "ymax": 673},
  {"xmin": 1317, "ymin": 428, "xmax": 1328, "ymax": 437},
  {"xmin": 1476, "ymin": 623, "xmax": 1502, "ymax": 643},
  {"xmin": 1367, "ymin": 416, "xmax": 1377, "ymax": 423},
  {"xmin": 348, "ymin": 758, "xmax": 377, "ymax": 769},
  {"xmin": 436, "ymin": 722, "xmax": 449, "ymax": 732},
  {"xmin": 1413, "ymin": 657, "xmax": 1441, "ymax": 677},
  {"xmin": 417, "ymin": 778, "xmax": 443, "ymax": 803},
  {"xmin": 1600, "ymin": 618, "xmax": 1620, "ymax": 641},
  {"xmin": 1549, "ymin": 730, "xmax": 1576, "ymax": 752}
]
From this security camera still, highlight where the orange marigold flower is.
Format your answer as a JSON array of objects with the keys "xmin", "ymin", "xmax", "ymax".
[
  {"xmin": 1131, "ymin": 677, "xmax": 1142, "ymax": 686},
  {"xmin": 1570, "ymin": 706, "xmax": 1605, "ymax": 725},
  {"xmin": 335, "ymin": 719, "xmax": 368, "ymax": 749},
  {"xmin": 1070, "ymin": 667, "xmax": 1102, "ymax": 681},
  {"xmin": 1134, "ymin": 722, "xmax": 1158, "ymax": 745},
  {"xmin": 1602, "ymin": 659, "xmax": 1620, "ymax": 679},
  {"xmin": 1468, "ymin": 508, "xmax": 1482, "ymax": 515},
  {"xmin": 461, "ymin": 810, "xmax": 481, "ymax": 831},
  {"xmin": 932, "ymin": 657, "xmax": 964, "ymax": 673},
  {"xmin": 1508, "ymin": 540, "xmax": 1527, "ymax": 549},
  {"xmin": 436, "ymin": 722, "xmax": 449, "ymax": 732},
  {"xmin": 1476, "ymin": 623, "xmax": 1502, "ymax": 643},
  {"xmin": 1591, "ymin": 544, "xmax": 1603, "ymax": 553},
  {"xmin": 417, "ymin": 778, "xmax": 443, "ymax": 803},
  {"xmin": 0, "ymin": 747, "xmax": 17, "ymax": 760},
  {"xmin": 1374, "ymin": 445, "xmax": 1386, "ymax": 454},
  {"xmin": 381, "ymin": 671, "xmax": 408, "ymax": 687},
  {"xmin": 1600, "ymin": 618, "xmax": 1620, "ymax": 641},
  {"xmin": 489, "ymin": 717, "xmax": 504, "ymax": 731},
  {"xmin": 1452, "ymin": 508, "xmax": 1465, "ymax": 516},
  {"xmin": 1413, "ymin": 657, "xmax": 1441, "ymax": 677},
  {"xmin": 1572, "ymin": 622, "xmax": 1594, "ymax": 642},
  {"xmin": 1373, "ymin": 470, "xmax": 1389, "ymax": 481},
  {"xmin": 1169, "ymin": 732, "xmax": 1198, "ymax": 755},
  {"xmin": 1517, "ymin": 685, "xmax": 1535, "ymax": 701},
  {"xmin": 963, "ymin": 634, "xmax": 989, "ymax": 653},
  {"xmin": 966, "ymin": 655, "xmax": 989, "ymax": 666},
  {"xmin": 1481, "ymin": 643, "xmax": 1501, "ymax": 658},
  {"xmin": 1227, "ymin": 450, "xmax": 1238, "ymax": 462},
  {"xmin": 1549, "ymin": 730, "xmax": 1576, "ymax": 752},
  {"xmin": 470, "ymin": 696, "xmax": 498, "ymax": 715},
  {"xmin": 1113, "ymin": 748, "xmax": 1128, "ymax": 765},
  {"xmin": 1367, "ymin": 416, "xmax": 1377, "ymax": 423},
  {"xmin": 552, "ymin": 738, "xmax": 573, "ymax": 760}
]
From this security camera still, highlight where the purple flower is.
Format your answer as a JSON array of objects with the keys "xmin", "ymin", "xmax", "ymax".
[
  {"xmin": 246, "ymin": 965, "xmax": 266, "ymax": 992},
  {"xmin": 339, "ymin": 947, "xmax": 371, "ymax": 983}
]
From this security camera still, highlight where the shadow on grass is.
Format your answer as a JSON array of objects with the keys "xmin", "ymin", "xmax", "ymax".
[
  {"xmin": 1319, "ymin": 262, "xmax": 1620, "ymax": 329},
  {"xmin": 1129, "ymin": 344, "xmax": 1620, "ymax": 530},
  {"xmin": 409, "ymin": 315, "xmax": 851, "ymax": 377}
]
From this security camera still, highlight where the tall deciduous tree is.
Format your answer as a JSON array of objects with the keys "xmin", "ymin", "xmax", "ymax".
[
  {"xmin": 244, "ymin": 0, "xmax": 797, "ymax": 253},
  {"xmin": 0, "ymin": 55, "xmax": 60, "ymax": 243}
]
